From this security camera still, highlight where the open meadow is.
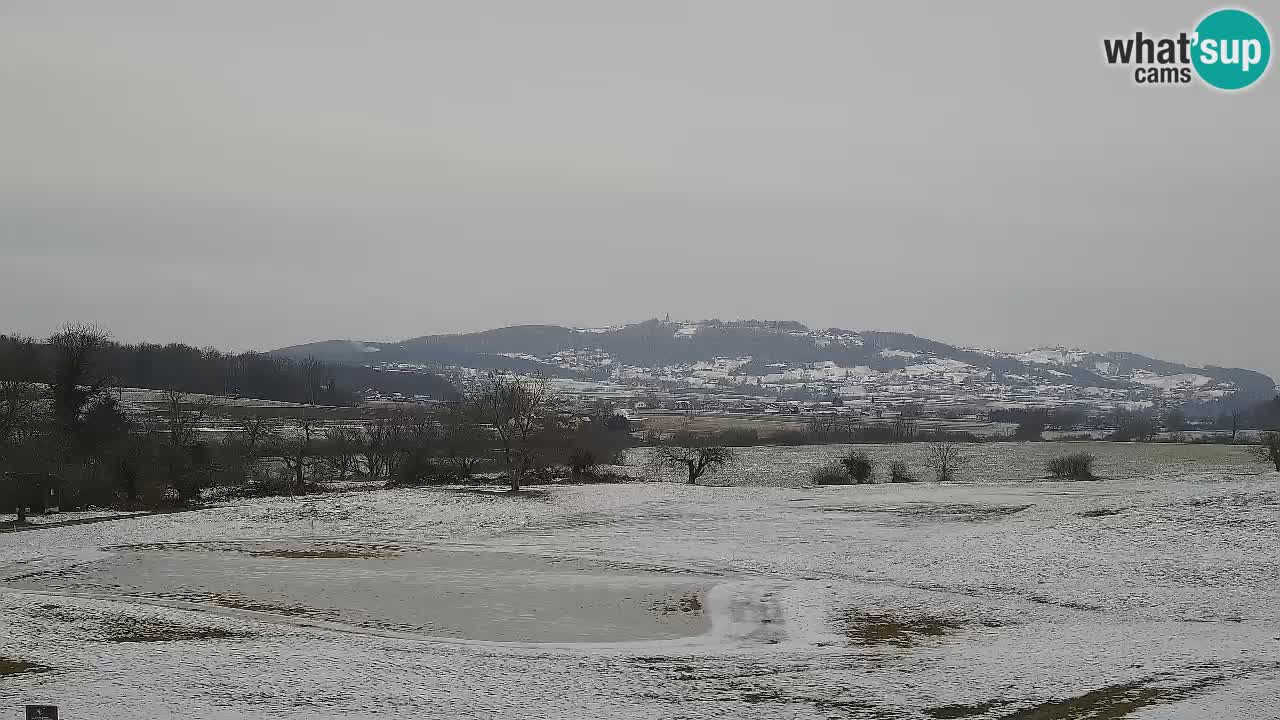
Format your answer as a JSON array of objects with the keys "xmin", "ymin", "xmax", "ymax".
[{"xmin": 2, "ymin": 442, "xmax": 1277, "ymax": 719}]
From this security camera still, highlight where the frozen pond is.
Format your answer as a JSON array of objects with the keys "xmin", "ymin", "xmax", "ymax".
[{"xmin": 15, "ymin": 542, "xmax": 714, "ymax": 644}]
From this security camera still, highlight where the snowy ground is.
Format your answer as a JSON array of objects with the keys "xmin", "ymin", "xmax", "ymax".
[
  {"xmin": 0, "ymin": 510, "xmax": 144, "ymax": 528},
  {"xmin": 1, "ymin": 449, "xmax": 1278, "ymax": 718}
]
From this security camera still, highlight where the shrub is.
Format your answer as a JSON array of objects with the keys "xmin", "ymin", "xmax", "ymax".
[
  {"xmin": 888, "ymin": 461, "xmax": 916, "ymax": 483},
  {"xmin": 391, "ymin": 454, "xmax": 450, "ymax": 487},
  {"xmin": 840, "ymin": 451, "xmax": 876, "ymax": 484},
  {"xmin": 1045, "ymin": 452, "xmax": 1097, "ymax": 481},
  {"xmin": 810, "ymin": 461, "xmax": 851, "ymax": 485},
  {"xmin": 1258, "ymin": 432, "xmax": 1280, "ymax": 471},
  {"xmin": 567, "ymin": 447, "xmax": 599, "ymax": 477}
]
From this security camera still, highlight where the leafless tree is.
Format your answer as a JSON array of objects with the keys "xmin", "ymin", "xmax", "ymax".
[
  {"xmin": 924, "ymin": 443, "xmax": 968, "ymax": 482},
  {"xmin": 436, "ymin": 402, "xmax": 488, "ymax": 480},
  {"xmin": 650, "ymin": 438, "xmax": 736, "ymax": 485},
  {"xmin": 234, "ymin": 415, "xmax": 270, "ymax": 457},
  {"xmin": 299, "ymin": 356, "xmax": 325, "ymax": 405},
  {"xmin": 275, "ymin": 415, "xmax": 318, "ymax": 492},
  {"xmin": 1258, "ymin": 432, "xmax": 1280, "ymax": 471},
  {"xmin": 357, "ymin": 413, "xmax": 398, "ymax": 479},
  {"xmin": 892, "ymin": 417, "xmax": 918, "ymax": 442},
  {"xmin": 157, "ymin": 391, "xmax": 214, "ymax": 504},
  {"xmin": 48, "ymin": 323, "xmax": 113, "ymax": 444},
  {"xmin": 473, "ymin": 375, "xmax": 562, "ymax": 491},
  {"xmin": 320, "ymin": 425, "xmax": 361, "ymax": 481},
  {"xmin": 161, "ymin": 390, "xmax": 212, "ymax": 449}
]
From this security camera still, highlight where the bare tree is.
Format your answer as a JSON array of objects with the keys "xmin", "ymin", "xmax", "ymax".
[
  {"xmin": 473, "ymin": 375, "xmax": 562, "ymax": 491},
  {"xmin": 650, "ymin": 432, "xmax": 736, "ymax": 485},
  {"xmin": 159, "ymin": 390, "xmax": 213, "ymax": 503},
  {"xmin": 436, "ymin": 402, "xmax": 488, "ymax": 480},
  {"xmin": 892, "ymin": 417, "xmax": 918, "ymax": 442},
  {"xmin": 161, "ymin": 390, "xmax": 212, "ymax": 449},
  {"xmin": 299, "ymin": 356, "xmax": 325, "ymax": 405},
  {"xmin": 276, "ymin": 415, "xmax": 318, "ymax": 493},
  {"xmin": 48, "ymin": 323, "xmax": 113, "ymax": 448},
  {"xmin": 357, "ymin": 413, "xmax": 398, "ymax": 479},
  {"xmin": 320, "ymin": 425, "xmax": 361, "ymax": 481},
  {"xmin": 1258, "ymin": 432, "xmax": 1280, "ymax": 472},
  {"xmin": 234, "ymin": 415, "xmax": 270, "ymax": 457},
  {"xmin": 924, "ymin": 443, "xmax": 968, "ymax": 482}
]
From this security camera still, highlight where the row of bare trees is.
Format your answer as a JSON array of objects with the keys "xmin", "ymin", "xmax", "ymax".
[{"xmin": 163, "ymin": 375, "xmax": 632, "ymax": 498}]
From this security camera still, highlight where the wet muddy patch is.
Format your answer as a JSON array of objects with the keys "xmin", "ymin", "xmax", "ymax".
[
  {"xmin": 650, "ymin": 591, "xmax": 703, "ymax": 616},
  {"xmin": 14, "ymin": 603, "xmax": 253, "ymax": 643},
  {"xmin": 818, "ymin": 502, "xmax": 1033, "ymax": 524},
  {"xmin": 926, "ymin": 700, "xmax": 1003, "ymax": 718},
  {"xmin": 994, "ymin": 672, "xmax": 1227, "ymax": 719},
  {"xmin": 843, "ymin": 611, "xmax": 969, "ymax": 647},
  {"xmin": 0, "ymin": 657, "xmax": 51, "ymax": 676},
  {"xmin": 630, "ymin": 654, "xmax": 901, "ymax": 717},
  {"xmin": 97, "ymin": 616, "xmax": 249, "ymax": 643}
]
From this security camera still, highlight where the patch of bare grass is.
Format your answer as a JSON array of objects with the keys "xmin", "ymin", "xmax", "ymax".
[
  {"xmin": 651, "ymin": 592, "xmax": 704, "ymax": 616},
  {"xmin": 0, "ymin": 658, "xmax": 52, "ymax": 676},
  {"xmin": 843, "ymin": 611, "xmax": 966, "ymax": 648},
  {"xmin": 996, "ymin": 674, "xmax": 1225, "ymax": 720},
  {"xmin": 820, "ymin": 503, "xmax": 1032, "ymax": 523},
  {"xmin": 98, "ymin": 616, "xmax": 250, "ymax": 643}
]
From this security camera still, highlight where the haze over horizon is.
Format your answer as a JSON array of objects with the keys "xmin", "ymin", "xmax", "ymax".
[{"xmin": 2, "ymin": 1, "xmax": 1277, "ymax": 379}]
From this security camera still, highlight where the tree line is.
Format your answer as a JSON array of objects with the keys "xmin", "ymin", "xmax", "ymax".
[
  {"xmin": 0, "ymin": 328, "xmax": 357, "ymax": 405},
  {"xmin": 0, "ymin": 326, "xmax": 637, "ymax": 516}
]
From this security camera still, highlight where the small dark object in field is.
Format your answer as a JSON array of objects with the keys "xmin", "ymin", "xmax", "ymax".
[{"xmin": 1046, "ymin": 452, "xmax": 1098, "ymax": 481}]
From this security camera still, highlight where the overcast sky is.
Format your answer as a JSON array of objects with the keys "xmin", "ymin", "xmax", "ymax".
[{"xmin": 2, "ymin": 1, "xmax": 1277, "ymax": 378}]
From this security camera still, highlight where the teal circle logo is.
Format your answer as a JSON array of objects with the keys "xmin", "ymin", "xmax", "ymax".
[{"xmin": 1192, "ymin": 8, "xmax": 1270, "ymax": 90}]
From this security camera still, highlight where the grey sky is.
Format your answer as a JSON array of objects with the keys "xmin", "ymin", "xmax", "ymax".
[{"xmin": 2, "ymin": 1, "xmax": 1277, "ymax": 379}]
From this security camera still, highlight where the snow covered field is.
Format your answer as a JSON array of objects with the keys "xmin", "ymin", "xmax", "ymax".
[{"xmin": 2, "ymin": 447, "xmax": 1278, "ymax": 718}]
